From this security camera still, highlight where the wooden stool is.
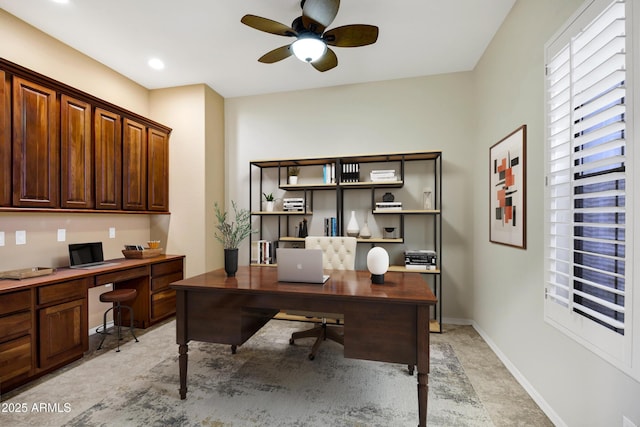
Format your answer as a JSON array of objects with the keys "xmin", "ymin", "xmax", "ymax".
[{"xmin": 96, "ymin": 288, "xmax": 139, "ymax": 352}]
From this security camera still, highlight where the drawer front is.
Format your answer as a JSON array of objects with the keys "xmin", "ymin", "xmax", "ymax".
[
  {"xmin": 151, "ymin": 259, "xmax": 183, "ymax": 277},
  {"xmin": 151, "ymin": 271, "xmax": 183, "ymax": 292},
  {"xmin": 38, "ymin": 279, "xmax": 88, "ymax": 306},
  {"xmin": 95, "ymin": 266, "xmax": 149, "ymax": 286},
  {"xmin": 0, "ymin": 335, "xmax": 32, "ymax": 383},
  {"xmin": 0, "ymin": 311, "xmax": 31, "ymax": 340},
  {"xmin": 0, "ymin": 290, "xmax": 31, "ymax": 316},
  {"xmin": 151, "ymin": 288, "xmax": 176, "ymax": 321}
]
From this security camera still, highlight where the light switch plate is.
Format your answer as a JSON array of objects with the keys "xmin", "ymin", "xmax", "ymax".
[
  {"xmin": 109, "ymin": 227, "xmax": 116, "ymax": 238},
  {"xmin": 0, "ymin": 231, "xmax": 4, "ymax": 246},
  {"xmin": 16, "ymin": 230, "xmax": 26, "ymax": 245},
  {"xmin": 57, "ymin": 228, "xmax": 66, "ymax": 242}
]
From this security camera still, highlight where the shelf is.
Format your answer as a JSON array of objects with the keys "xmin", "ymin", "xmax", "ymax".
[
  {"xmin": 251, "ymin": 210, "xmax": 312, "ymax": 215},
  {"xmin": 373, "ymin": 209, "xmax": 441, "ymax": 215},
  {"xmin": 279, "ymin": 237, "xmax": 306, "ymax": 242},
  {"xmin": 388, "ymin": 265, "xmax": 440, "ymax": 274},
  {"xmin": 356, "ymin": 237, "xmax": 403, "ymax": 243},
  {"xmin": 340, "ymin": 181, "xmax": 404, "ymax": 189},
  {"xmin": 280, "ymin": 183, "xmax": 337, "ymax": 191}
]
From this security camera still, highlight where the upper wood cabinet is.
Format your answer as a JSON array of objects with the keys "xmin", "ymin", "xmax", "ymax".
[
  {"xmin": 60, "ymin": 95, "xmax": 93, "ymax": 209},
  {"xmin": 95, "ymin": 108, "xmax": 122, "ymax": 210},
  {"xmin": 0, "ymin": 58, "xmax": 172, "ymax": 214},
  {"xmin": 12, "ymin": 77, "xmax": 59, "ymax": 208},
  {"xmin": 0, "ymin": 70, "xmax": 10, "ymax": 206},
  {"xmin": 148, "ymin": 128, "xmax": 170, "ymax": 211},
  {"xmin": 123, "ymin": 118, "xmax": 147, "ymax": 211}
]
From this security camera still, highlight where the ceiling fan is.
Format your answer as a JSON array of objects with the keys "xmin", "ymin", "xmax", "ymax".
[{"xmin": 241, "ymin": 0, "xmax": 379, "ymax": 72}]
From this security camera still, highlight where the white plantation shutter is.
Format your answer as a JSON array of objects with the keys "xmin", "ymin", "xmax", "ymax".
[{"xmin": 545, "ymin": 0, "xmax": 635, "ymax": 371}]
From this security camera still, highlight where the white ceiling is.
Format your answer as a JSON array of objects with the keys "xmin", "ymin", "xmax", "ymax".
[{"xmin": 0, "ymin": 0, "xmax": 515, "ymax": 98}]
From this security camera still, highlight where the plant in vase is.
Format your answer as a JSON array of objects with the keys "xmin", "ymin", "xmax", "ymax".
[
  {"xmin": 263, "ymin": 192, "xmax": 275, "ymax": 212},
  {"xmin": 214, "ymin": 201, "xmax": 254, "ymax": 277},
  {"xmin": 287, "ymin": 166, "xmax": 300, "ymax": 185}
]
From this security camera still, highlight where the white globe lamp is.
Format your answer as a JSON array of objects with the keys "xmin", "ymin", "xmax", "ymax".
[{"xmin": 367, "ymin": 246, "xmax": 389, "ymax": 284}]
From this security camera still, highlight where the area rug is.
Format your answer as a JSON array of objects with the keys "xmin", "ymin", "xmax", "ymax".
[{"xmin": 1, "ymin": 319, "xmax": 493, "ymax": 427}]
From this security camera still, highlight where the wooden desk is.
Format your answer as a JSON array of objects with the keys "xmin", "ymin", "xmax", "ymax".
[
  {"xmin": 0, "ymin": 255, "xmax": 184, "ymax": 393},
  {"xmin": 171, "ymin": 266, "xmax": 437, "ymax": 427}
]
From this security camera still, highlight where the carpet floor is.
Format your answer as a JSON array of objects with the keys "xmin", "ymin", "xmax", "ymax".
[{"xmin": 1, "ymin": 319, "xmax": 494, "ymax": 426}]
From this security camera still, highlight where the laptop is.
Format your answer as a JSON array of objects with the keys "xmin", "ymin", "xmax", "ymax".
[
  {"xmin": 277, "ymin": 248, "xmax": 329, "ymax": 284},
  {"xmin": 68, "ymin": 242, "xmax": 119, "ymax": 269}
]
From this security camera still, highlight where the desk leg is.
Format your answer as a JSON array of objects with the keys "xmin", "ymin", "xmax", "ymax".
[
  {"xmin": 416, "ymin": 305, "xmax": 430, "ymax": 427},
  {"xmin": 179, "ymin": 343, "xmax": 188, "ymax": 399}
]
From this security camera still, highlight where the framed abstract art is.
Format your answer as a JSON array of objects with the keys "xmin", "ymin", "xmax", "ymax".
[{"xmin": 489, "ymin": 125, "xmax": 527, "ymax": 249}]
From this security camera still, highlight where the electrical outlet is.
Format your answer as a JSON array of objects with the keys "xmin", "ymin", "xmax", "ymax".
[
  {"xmin": 109, "ymin": 227, "xmax": 116, "ymax": 238},
  {"xmin": 57, "ymin": 228, "xmax": 66, "ymax": 242},
  {"xmin": 16, "ymin": 230, "xmax": 26, "ymax": 245},
  {"xmin": 623, "ymin": 416, "xmax": 637, "ymax": 427}
]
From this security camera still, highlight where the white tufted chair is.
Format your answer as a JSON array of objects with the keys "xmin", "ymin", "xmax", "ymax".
[{"xmin": 288, "ymin": 236, "xmax": 357, "ymax": 360}]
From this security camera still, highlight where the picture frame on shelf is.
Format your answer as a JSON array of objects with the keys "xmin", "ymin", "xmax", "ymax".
[{"xmin": 489, "ymin": 124, "xmax": 527, "ymax": 249}]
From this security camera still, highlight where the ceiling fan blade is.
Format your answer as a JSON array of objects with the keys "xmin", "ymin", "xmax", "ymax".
[
  {"xmin": 311, "ymin": 47, "xmax": 338, "ymax": 72},
  {"xmin": 241, "ymin": 14, "xmax": 297, "ymax": 37},
  {"xmin": 302, "ymin": 0, "xmax": 340, "ymax": 33},
  {"xmin": 258, "ymin": 45, "xmax": 293, "ymax": 63},
  {"xmin": 324, "ymin": 25, "xmax": 379, "ymax": 47}
]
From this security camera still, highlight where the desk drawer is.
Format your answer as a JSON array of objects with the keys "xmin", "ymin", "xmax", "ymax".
[
  {"xmin": 38, "ymin": 279, "xmax": 88, "ymax": 306},
  {"xmin": 0, "ymin": 290, "xmax": 31, "ymax": 316},
  {"xmin": 151, "ymin": 271, "xmax": 183, "ymax": 292},
  {"xmin": 151, "ymin": 288, "xmax": 175, "ymax": 320},
  {"xmin": 95, "ymin": 266, "xmax": 149, "ymax": 286},
  {"xmin": 151, "ymin": 259, "xmax": 183, "ymax": 277},
  {"xmin": 0, "ymin": 311, "xmax": 31, "ymax": 341},
  {"xmin": 0, "ymin": 335, "xmax": 32, "ymax": 383}
]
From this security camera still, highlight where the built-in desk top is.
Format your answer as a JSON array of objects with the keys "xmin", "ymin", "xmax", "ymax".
[{"xmin": 0, "ymin": 255, "xmax": 185, "ymax": 294}]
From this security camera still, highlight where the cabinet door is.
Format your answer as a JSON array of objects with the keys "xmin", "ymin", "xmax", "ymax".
[
  {"xmin": 122, "ymin": 118, "xmax": 147, "ymax": 210},
  {"xmin": 60, "ymin": 95, "xmax": 93, "ymax": 209},
  {"xmin": 12, "ymin": 77, "xmax": 59, "ymax": 208},
  {"xmin": 147, "ymin": 128, "xmax": 169, "ymax": 211},
  {"xmin": 0, "ymin": 70, "xmax": 10, "ymax": 206},
  {"xmin": 38, "ymin": 298, "xmax": 86, "ymax": 369},
  {"xmin": 94, "ymin": 108, "xmax": 122, "ymax": 210}
]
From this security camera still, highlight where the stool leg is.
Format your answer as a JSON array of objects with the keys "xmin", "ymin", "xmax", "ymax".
[
  {"xmin": 126, "ymin": 305, "xmax": 139, "ymax": 343},
  {"xmin": 115, "ymin": 302, "xmax": 122, "ymax": 352},
  {"xmin": 97, "ymin": 306, "xmax": 114, "ymax": 350}
]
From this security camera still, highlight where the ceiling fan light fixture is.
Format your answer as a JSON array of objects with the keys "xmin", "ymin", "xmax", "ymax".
[{"xmin": 291, "ymin": 37, "xmax": 327, "ymax": 63}]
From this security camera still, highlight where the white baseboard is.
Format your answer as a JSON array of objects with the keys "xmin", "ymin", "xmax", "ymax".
[
  {"xmin": 470, "ymin": 321, "xmax": 566, "ymax": 427},
  {"xmin": 442, "ymin": 316, "xmax": 473, "ymax": 326}
]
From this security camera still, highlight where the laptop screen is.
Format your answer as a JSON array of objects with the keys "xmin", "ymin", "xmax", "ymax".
[{"xmin": 69, "ymin": 242, "xmax": 105, "ymax": 267}]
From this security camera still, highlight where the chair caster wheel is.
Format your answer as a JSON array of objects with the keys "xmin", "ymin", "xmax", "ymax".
[{"xmin": 308, "ymin": 354, "xmax": 315, "ymax": 360}]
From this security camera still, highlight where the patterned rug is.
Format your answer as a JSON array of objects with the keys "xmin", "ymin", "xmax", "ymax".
[{"xmin": 1, "ymin": 320, "xmax": 493, "ymax": 426}]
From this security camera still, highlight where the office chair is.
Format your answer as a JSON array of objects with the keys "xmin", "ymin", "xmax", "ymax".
[{"xmin": 289, "ymin": 236, "xmax": 357, "ymax": 360}]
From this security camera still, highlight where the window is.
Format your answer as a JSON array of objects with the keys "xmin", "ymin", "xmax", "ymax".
[{"xmin": 545, "ymin": 0, "xmax": 639, "ymax": 379}]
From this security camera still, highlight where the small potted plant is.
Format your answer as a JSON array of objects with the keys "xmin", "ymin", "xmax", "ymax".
[
  {"xmin": 287, "ymin": 166, "xmax": 300, "ymax": 185},
  {"xmin": 263, "ymin": 192, "xmax": 275, "ymax": 212},
  {"xmin": 214, "ymin": 201, "xmax": 254, "ymax": 277}
]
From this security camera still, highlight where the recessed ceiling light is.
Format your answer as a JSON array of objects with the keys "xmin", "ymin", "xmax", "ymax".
[
  {"xmin": 51, "ymin": 0, "xmax": 70, "ymax": 4},
  {"xmin": 148, "ymin": 58, "xmax": 165, "ymax": 70}
]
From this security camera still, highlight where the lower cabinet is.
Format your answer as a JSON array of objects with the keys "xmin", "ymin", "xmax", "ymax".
[
  {"xmin": 38, "ymin": 298, "xmax": 86, "ymax": 369},
  {"xmin": 36, "ymin": 278, "xmax": 88, "ymax": 370},
  {"xmin": 149, "ymin": 258, "xmax": 183, "ymax": 323},
  {"xmin": 0, "ymin": 289, "xmax": 33, "ymax": 388}
]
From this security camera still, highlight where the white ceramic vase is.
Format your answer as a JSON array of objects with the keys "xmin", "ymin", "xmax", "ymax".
[
  {"xmin": 289, "ymin": 176, "xmax": 298, "ymax": 185},
  {"xmin": 360, "ymin": 220, "xmax": 372, "ymax": 239},
  {"xmin": 346, "ymin": 210, "xmax": 359, "ymax": 237}
]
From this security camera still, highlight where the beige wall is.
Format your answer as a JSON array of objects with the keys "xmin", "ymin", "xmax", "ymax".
[
  {"xmin": 225, "ymin": 73, "xmax": 475, "ymax": 321},
  {"xmin": 149, "ymin": 84, "xmax": 225, "ymax": 277},
  {"xmin": 0, "ymin": 10, "xmax": 215, "ymax": 327},
  {"xmin": 472, "ymin": 0, "xmax": 640, "ymax": 426}
]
